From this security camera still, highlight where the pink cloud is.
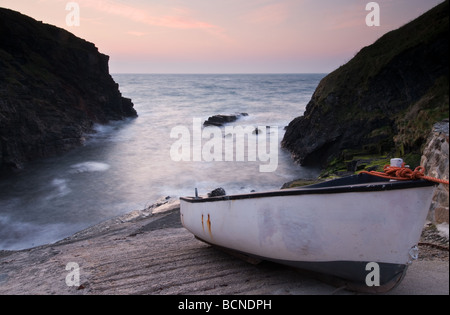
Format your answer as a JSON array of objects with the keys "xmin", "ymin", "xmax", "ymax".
[
  {"xmin": 326, "ymin": 4, "xmax": 367, "ymax": 30},
  {"xmin": 126, "ymin": 31, "xmax": 147, "ymax": 37},
  {"xmin": 158, "ymin": 14, "xmax": 216, "ymax": 30},
  {"xmin": 243, "ymin": 3, "xmax": 290, "ymax": 25},
  {"xmin": 75, "ymin": 0, "xmax": 218, "ymax": 30}
]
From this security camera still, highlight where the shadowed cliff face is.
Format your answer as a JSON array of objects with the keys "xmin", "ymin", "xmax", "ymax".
[
  {"xmin": 0, "ymin": 8, "xmax": 137, "ymax": 174},
  {"xmin": 282, "ymin": 1, "xmax": 449, "ymax": 168}
]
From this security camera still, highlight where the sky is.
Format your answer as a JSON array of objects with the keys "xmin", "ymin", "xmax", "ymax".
[{"xmin": 0, "ymin": 0, "xmax": 444, "ymax": 73}]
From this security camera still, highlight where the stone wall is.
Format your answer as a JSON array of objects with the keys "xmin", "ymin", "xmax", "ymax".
[{"xmin": 421, "ymin": 119, "xmax": 449, "ymax": 224}]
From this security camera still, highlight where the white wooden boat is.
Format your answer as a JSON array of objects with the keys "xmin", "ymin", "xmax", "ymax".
[{"xmin": 180, "ymin": 173, "xmax": 436, "ymax": 293}]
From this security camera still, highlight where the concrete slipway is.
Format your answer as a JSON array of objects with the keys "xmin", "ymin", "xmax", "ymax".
[{"xmin": 0, "ymin": 201, "xmax": 448, "ymax": 296}]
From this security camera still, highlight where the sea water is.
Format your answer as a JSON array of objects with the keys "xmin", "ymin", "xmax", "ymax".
[{"xmin": 0, "ymin": 74, "xmax": 325, "ymax": 250}]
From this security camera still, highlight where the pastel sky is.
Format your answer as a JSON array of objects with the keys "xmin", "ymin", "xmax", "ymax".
[{"xmin": 0, "ymin": 0, "xmax": 444, "ymax": 73}]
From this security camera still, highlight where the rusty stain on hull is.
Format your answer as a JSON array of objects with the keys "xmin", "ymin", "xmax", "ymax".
[
  {"xmin": 207, "ymin": 214, "xmax": 212, "ymax": 239},
  {"xmin": 201, "ymin": 214, "xmax": 204, "ymax": 232}
]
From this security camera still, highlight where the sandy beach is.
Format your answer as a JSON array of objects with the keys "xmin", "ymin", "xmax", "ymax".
[{"xmin": 0, "ymin": 197, "xmax": 448, "ymax": 295}]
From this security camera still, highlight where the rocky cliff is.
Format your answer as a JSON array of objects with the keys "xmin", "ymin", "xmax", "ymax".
[
  {"xmin": 0, "ymin": 8, "xmax": 137, "ymax": 175},
  {"xmin": 421, "ymin": 119, "xmax": 449, "ymax": 224},
  {"xmin": 282, "ymin": 1, "xmax": 449, "ymax": 171}
]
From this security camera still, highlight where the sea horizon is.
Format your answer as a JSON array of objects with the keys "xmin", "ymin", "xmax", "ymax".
[{"xmin": 110, "ymin": 72, "xmax": 329, "ymax": 76}]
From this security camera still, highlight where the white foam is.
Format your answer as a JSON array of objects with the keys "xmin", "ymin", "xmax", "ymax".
[
  {"xmin": 437, "ymin": 223, "xmax": 449, "ymax": 240},
  {"xmin": 0, "ymin": 215, "xmax": 80, "ymax": 250},
  {"xmin": 70, "ymin": 162, "xmax": 111, "ymax": 173},
  {"xmin": 0, "ymin": 215, "xmax": 39, "ymax": 250},
  {"xmin": 93, "ymin": 123, "xmax": 113, "ymax": 133},
  {"xmin": 0, "ymin": 214, "xmax": 9, "ymax": 225},
  {"xmin": 45, "ymin": 178, "xmax": 72, "ymax": 200}
]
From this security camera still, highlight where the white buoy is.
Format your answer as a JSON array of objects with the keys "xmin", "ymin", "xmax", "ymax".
[
  {"xmin": 390, "ymin": 158, "xmax": 403, "ymax": 181},
  {"xmin": 390, "ymin": 158, "xmax": 403, "ymax": 167}
]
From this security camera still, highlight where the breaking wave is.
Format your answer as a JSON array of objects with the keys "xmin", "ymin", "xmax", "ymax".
[{"xmin": 70, "ymin": 162, "xmax": 111, "ymax": 173}]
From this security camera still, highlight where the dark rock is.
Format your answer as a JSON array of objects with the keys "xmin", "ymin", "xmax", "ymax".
[
  {"xmin": 252, "ymin": 128, "xmax": 262, "ymax": 135},
  {"xmin": 366, "ymin": 166, "xmax": 378, "ymax": 172},
  {"xmin": 346, "ymin": 160, "xmax": 359, "ymax": 172},
  {"xmin": 203, "ymin": 113, "xmax": 248, "ymax": 127},
  {"xmin": 208, "ymin": 188, "xmax": 227, "ymax": 197},
  {"xmin": 421, "ymin": 119, "xmax": 449, "ymax": 224},
  {"xmin": 347, "ymin": 160, "xmax": 369, "ymax": 172},
  {"xmin": 0, "ymin": 8, "xmax": 137, "ymax": 175},
  {"xmin": 282, "ymin": 1, "xmax": 449, "ymax": 169}
]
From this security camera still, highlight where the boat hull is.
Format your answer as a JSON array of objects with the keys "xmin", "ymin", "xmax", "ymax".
[
  {"xmin": 195, "ymin": 236, "xmax": 409, "ymax": 293},
  {"xmin": 180, "ymin": 175, "xmax": 435, "ymax": 292}
]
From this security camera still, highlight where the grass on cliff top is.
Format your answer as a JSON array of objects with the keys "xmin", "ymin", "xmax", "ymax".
[{"xmin": 394, "ymin": 75, "xmax": 449, "ymax": 155}]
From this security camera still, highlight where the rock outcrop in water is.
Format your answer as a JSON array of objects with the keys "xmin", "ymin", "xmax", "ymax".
[
  {"xmin": 203, "ymin": 113, "xmax": 248, "ymax": 127},
  {"xmin": 282, "ymin": 1, "xmax": 449, "ymax": 170},
  {"xmin": 0, "ymin": 8, "xmax": 137, "ymax": 175}
]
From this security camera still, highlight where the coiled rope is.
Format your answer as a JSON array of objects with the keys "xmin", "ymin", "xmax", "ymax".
[{"xmin": 359, "ymin": 164, "xmax": 449, "ymax": 185}]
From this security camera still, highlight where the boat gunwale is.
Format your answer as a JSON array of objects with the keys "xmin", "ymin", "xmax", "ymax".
[{"xmin": 180, "ymin": 174, "xmax": 436, "ymax": 203}]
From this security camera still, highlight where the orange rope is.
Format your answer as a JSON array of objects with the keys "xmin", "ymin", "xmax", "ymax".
[{"xmin": 359, "ymin": 164, "xmax": 449, "ymax": 185}]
